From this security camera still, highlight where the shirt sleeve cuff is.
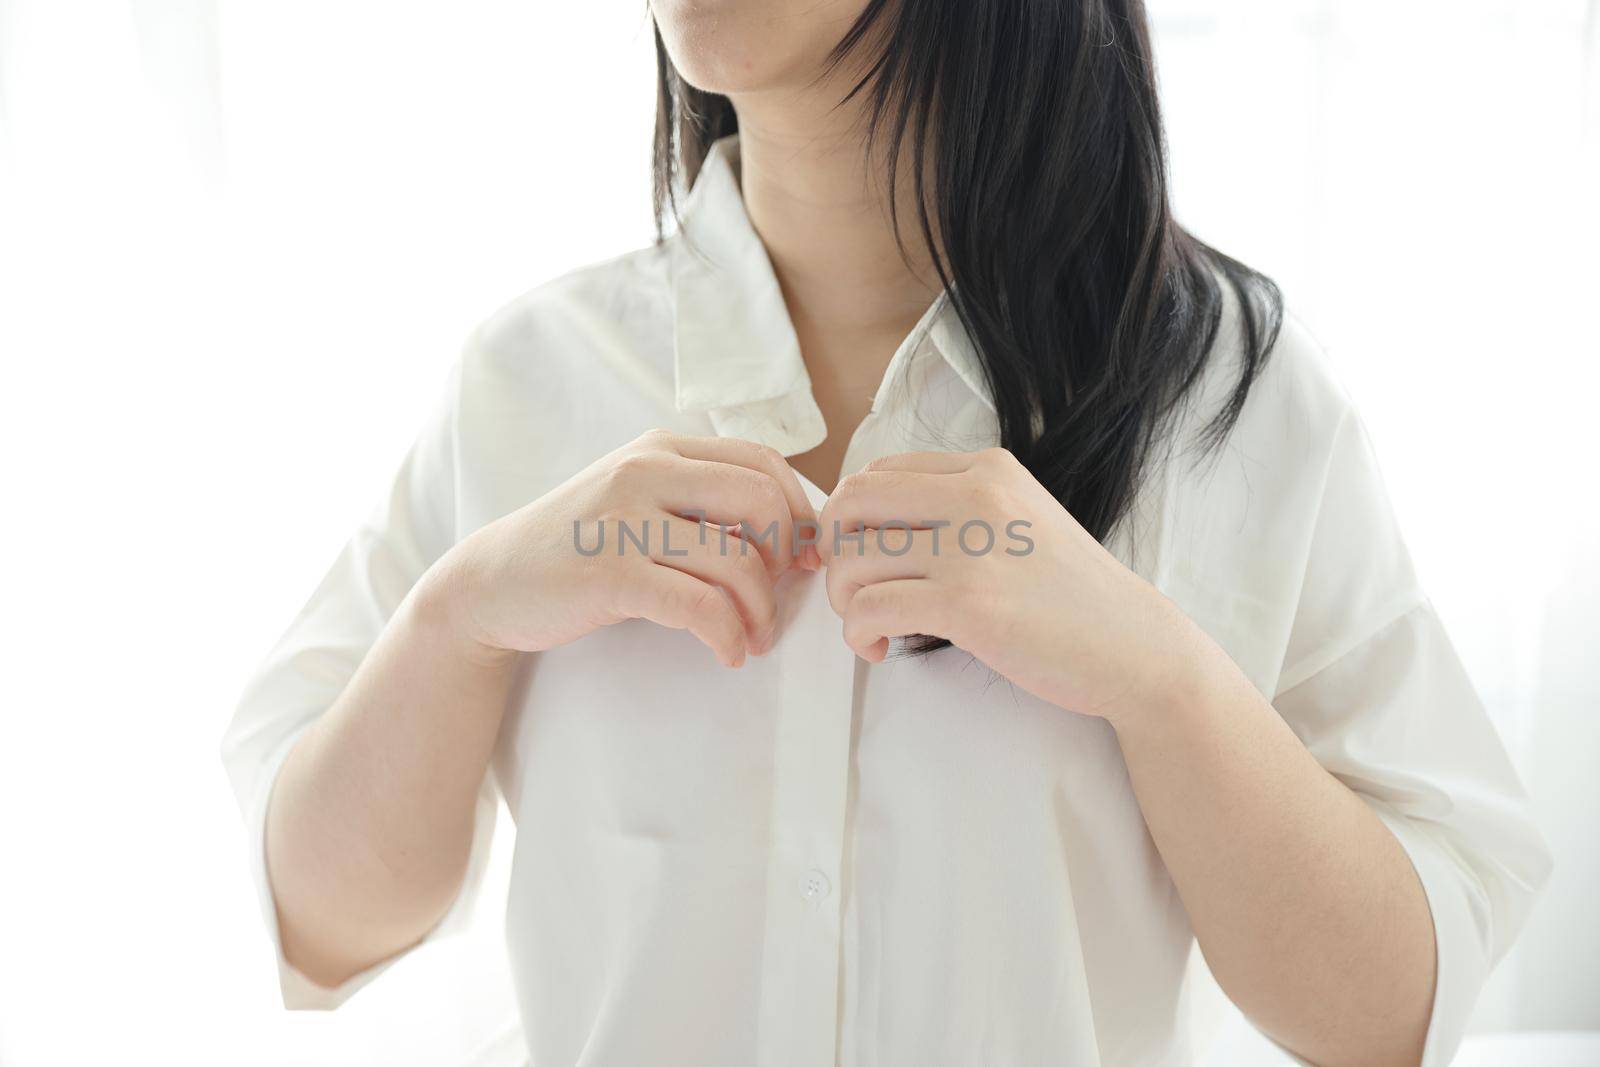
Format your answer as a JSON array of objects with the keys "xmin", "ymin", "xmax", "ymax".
[
  {"xmin": 1251, "ymin": 803, "xmax": 1490, "ymax": 1067},
  {"xmin": 1369, "ymin": 804, "xmax": 1490, "ymax": 1067},
  {"xmin": 243, "ymin": 723, "xmax": 500, "ymax": 1011}
]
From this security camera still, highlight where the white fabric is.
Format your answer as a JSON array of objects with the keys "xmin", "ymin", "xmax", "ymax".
[{"xmin": 221, "ymin": 135, "xmax": 1550, "ymax": 1066}]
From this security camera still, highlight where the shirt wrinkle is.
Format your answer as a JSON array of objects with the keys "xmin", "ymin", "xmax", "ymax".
[{"xmin": 220, "ymin": 131, "xmax": 1549, "ymax": 1067}]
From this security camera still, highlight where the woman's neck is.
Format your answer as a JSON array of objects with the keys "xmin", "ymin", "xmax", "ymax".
[
  {"xmin": 733, "ymin": 85, "xmax": 938, "ymax": 344},
  {"xmin": 730, "ymin": 85, "xmax": 941, "ymax": 486}
]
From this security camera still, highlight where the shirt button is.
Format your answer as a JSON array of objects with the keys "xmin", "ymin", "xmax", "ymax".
[{"xmin": 799, "ymin": 869, "xmax": 832, "ymax": 902}]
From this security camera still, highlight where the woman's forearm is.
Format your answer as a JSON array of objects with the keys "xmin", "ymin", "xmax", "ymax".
[
  {"xmin": 264, "ymin": 559, "xmax": 520, "ymax": 989},
  {"xmin": 259, "ymin": 432, "xmax": 816, "ymax": 990},
  {"xmin": 802, "ymin": 448, "xmax": 1443, "ymax": 1062},
  {"xmin": 1113, "ymin": 629, "xmax": 1436, "ymax": 1067}
]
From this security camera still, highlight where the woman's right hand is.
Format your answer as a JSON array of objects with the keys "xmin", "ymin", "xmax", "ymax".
[{"xmin": 427, "ymin": 430, "xmax": 819, "ymax": 668}]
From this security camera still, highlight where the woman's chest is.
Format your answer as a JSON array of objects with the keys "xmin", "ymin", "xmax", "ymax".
[
  {"xmin": 490, "ymin": 565, "xmax": 1121, "ymax": 847},
  {"xmin": 487, "ymin": 565, "xmax": 1194, "ymax": 1067}
]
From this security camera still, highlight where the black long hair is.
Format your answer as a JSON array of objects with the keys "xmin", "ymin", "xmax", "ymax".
[{"xmin": 653, "ymin": 0, "xmax": 1282, "ymax": 549}]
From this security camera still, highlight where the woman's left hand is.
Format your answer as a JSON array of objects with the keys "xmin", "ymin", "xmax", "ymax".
[{"xmin": 816, "ymin": 448, "xmax": 1210, "ymax": 726}]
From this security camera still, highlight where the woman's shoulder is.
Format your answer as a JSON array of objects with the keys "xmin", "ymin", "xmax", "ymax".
[
  {"xmin": 1175, "ymin": 283, "xmax": 1358, "ymax": 480},
  {"xmin": 1146, "ymin": 286, "xmax": 1379, "ymax": 571},
  {"xmin": 461, "ymin": 240, "xmax": 676, "ymax": 383},
  {"xmin": 434, "ymin": 240, "xmax": 682, "ymax": 525}
]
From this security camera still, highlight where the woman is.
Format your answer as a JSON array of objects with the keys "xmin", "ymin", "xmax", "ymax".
[{"xmin": 222, "ymin": 2, "xmax": 1549, "ymax": 1065}]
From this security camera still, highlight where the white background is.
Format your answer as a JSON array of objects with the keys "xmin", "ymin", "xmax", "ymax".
[{"xmin": 0, "ymin": 1, "xmax": 1596, "ymax": 1064}]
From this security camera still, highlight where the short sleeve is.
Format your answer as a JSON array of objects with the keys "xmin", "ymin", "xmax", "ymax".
[
  {"xmin": 218, "ymin": 354, "xmax": 499, "ymax": 1010},
  {"xmin": 1269, "ymin": 409, "xmax": 1552, "ymax": 1065}
]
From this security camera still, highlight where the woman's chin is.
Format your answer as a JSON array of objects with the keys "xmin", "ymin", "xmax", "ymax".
[{"xmin": 654, "ymin": 1, "xmax": 858, "ymax": 97}]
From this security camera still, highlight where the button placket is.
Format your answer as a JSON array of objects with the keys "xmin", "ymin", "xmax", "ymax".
[{"xmin": 753, "ymin": 479, "xmax": 859, "ymax": 1067}]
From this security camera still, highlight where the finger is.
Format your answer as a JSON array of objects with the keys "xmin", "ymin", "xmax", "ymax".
[
  {"xmin": 665, "ymin": 435, "xmax": 820, "ymax": 570},
  {"xmin": 819, "ymin": 470, "xmax": 965, "ymax": 559},
  {"xmin": 824, "ymin": 526, "xmax": 939, "ymax": 616},
  {"xmin": 841, "ymin": 578, "xmax": 952, "ymax": 662},
  {"xmin": 647, "ymin": 454, "xmax": 796, "ymax": 577},
  {"xmin": 860, "ymin": 450, "xmax": 976, "ymax": 475},
  {"xmin": 652, "ymin": 515, "xmax": 779, "ymax": 654},
  {"xmin": 614, "ymin": 564, "xmax": 748, "ymax": 668}
]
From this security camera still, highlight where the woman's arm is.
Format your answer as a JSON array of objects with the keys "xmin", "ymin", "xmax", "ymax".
[
  {"xmin": 261, "ymin": 430, "xmax": 818, "ymax": 989},
  {"xmin": 816, "ymin": 445, "xmax": 1544, "ymax": 1067},
  {"xmin": 1112, "ymin": 620, "xmax": 1434, "ymax": 1067},
  {"xmin": 263, "ymin": 569, "xmax": 520, "ymax": 989}
]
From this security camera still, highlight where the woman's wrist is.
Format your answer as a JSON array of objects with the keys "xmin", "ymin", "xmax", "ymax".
[
  {"xmin": 1102, "ymin": 600, "xmax": 1230, "ymax": 742},
  {"xmin": 409, "ymin": 544, "xmax": 522, "ymax": 671}
]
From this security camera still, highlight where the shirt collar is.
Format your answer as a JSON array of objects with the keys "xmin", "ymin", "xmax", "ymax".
[
  {"xmin": 923, "ymin": 290, "xmax": 993, "ymax": 415},
  {"xmin": 669, "ymin": 135, "xmax": 995, "ymax": 455}
]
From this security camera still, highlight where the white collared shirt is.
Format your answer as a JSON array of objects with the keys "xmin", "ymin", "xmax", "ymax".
[{"xmin": 221, "ymin": 136, "xmax": 1549, "ymax": 1067}]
